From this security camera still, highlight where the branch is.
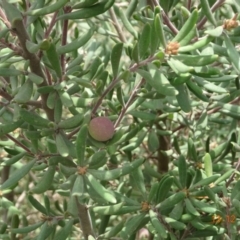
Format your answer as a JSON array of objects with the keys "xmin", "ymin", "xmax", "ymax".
[
  {"xmin": 0, "ymin": 89, "xmax": 42, "ymax": 108},
  {"xmin": 109, "ymin": 8, "xmax": 127, "ymax": 43},
  {"xmin": 0, "ymin": 88, "xmax": 12, "ymax": 101},
  {"xmin": 187, "ymin": 0, "xmax": 192, "ymax": 10},
  {"xmin": 0, "ymin": 39, "xmax": 23, "ymax": 56},
  {"xmin": 0, "ymin": 7, "xmax": 12, "ymax": 29},
  {"xmin": 226, "ymin": 158, "xmax": 240, "ymax": 188},
  {"xmin": 91, "ymin": 55, "xmax": 155, "ymax": 116},
  {"xmin": 151, "ymin": 0, "xmax": 178, "ymax": 35},
  {"xmin": 6, "ymin": 133, "xmax": 33, "ymax": 155},
  {"xmin": 60, "ymin": 7, "xmax": 71, "ymax": 77},
  {"xmin": 12, "ymin": 19, "xmax": 54, "ymax": 120},
  {"xmin": 44, "ymin": 11, "xmax": 59, "ymax": 39},
  {"xmin": 75, "ymin": 198, "xmax": 95, "ymax": 239},
  {"xmin": 197, "ymin": 0, "xmax": 226, "ymax": 30},
  {"xmin": 114, "ymin": 78, "xmax": 145, "ymax": 128}
]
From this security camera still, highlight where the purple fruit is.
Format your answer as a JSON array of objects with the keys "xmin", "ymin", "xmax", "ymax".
[{"xmin": 88, "ymin": 117, "xmax": 114, "ymax": 142}]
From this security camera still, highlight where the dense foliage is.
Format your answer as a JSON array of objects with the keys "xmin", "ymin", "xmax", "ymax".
[{"xmin": 0, "ymin": 0, "xmax": 240, "ymax": 239}]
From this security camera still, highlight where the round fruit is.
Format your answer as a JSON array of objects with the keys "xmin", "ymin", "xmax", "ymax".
[{"xmin": 88, "ymin": 117, "xmax": 114, "ymax": 142}]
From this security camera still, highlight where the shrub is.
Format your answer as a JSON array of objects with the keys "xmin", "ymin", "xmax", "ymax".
[{"xmin": 0, "ymin": 0, "xmax": 240, "ymax": 239}]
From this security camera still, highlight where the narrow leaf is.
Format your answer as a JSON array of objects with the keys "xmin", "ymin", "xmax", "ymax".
[{"xmin": 111, "ymin": 43, "xmax": 123, "ymax": 78}]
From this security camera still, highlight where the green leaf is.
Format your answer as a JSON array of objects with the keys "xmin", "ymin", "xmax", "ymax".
[
  {"xmin": 72, "ymin": 0, "xmax": 98, "ymax": 9},
  {"xmin": 36, "ymin": 221, "xmax": 55, "ymax": 240},
  {"xmin": 194, "ymin": 76, "xmax": 228, "ymax": 93},
  {"xmin": 88, "ymin": 158, "xmax": 145, "ymax": 181},
  {"xmin": 189, "ymin": 175, "xmax": 220, "ymax": 190},
  {"xmin": 179, "ymin": 36, "xmax": 214, "ymax": 53},
  {"xmin": 156, "ymin": 175, "xmax": 174, "ymax": 203},
  {"xmin": 214, "ymin": 169, "xmax": 235, "ymax": 185},
  {"xmin": 164, "ymin": 217, "xmax": 186, "ymax": 230},
  {"xmin": 46, "ymin": 41, "xmax": 62, "ymax": 78},
  {"xmin": 13, "ymin": 79, "xmax": 33, "ymax": 103},
  {"xmin": 131, "ymin": 42, "xmax": 139, "ymax": 63},
  {"xmin": 167, "ymin": 58, "xmax": 193, "ymax": 74},
  {"xmin": 196, "ymin": 110, "xmax": 208, "ymax": 129},
  {"xmin": 30, "ymin": 166, "xmax": 56, "ymax": 194},
  {"xmin": 25, "ymin": 0, "xmax": 68, "ymax": 16},
  {"xmin": 72, "ymin": 175, "xmax": 85, "ymax": 197},
  {"xmin": 128, "ymin": 110, "xmax": 157, "ymax": 120},
  {"xmin": 111, "ymin": 43, "xmax": 123, "ymax": 78},
  {"xmin": 205, "ymin": 26, "xmax": 223, "ymax": 37},
  {"xmin": 130, "ymin": 167, "xmax": 146, "ymax": 196},
  {"xmin": 114, "ymin": 6, "xmax": 138, "ymax": 38},
  {"xmin": 137, "ymin": 68, "xmax": 177, "ymax": 96},
  {"xmin": 53, "ymin": 219, "xmax": 74, "ymax": 240},
  {"xmin": 175, "ymin": 84, "xmax": 191, "ymax": 113},
  {"xmin": 56, "ymin": 132, "xmax": 70, "ymax": 157},
  {"xmin": 87, "ymin": 174, "xmax": 117, "ymax": 204},
  {"xmin": 10, "ymin": 222, "xmax": 44, "ymax": 234},
  {"xmin": 190, "ymin": 198, "xmax": 217, "ymax": 213},
  {"xmin": 121, "ymin": 213, "xmax": 148, "ymax": 239},
  {"xmin": 0, "ymin": 120, "xmax": 24, "ymax": 137},
  {"xmin": 186, "ymin": 78, "xmax": 209, "ymax": 102},
  {"xmin": 88, "ymin": 150, "xmax": 107, "ymax": 169},
  {"xmin": 138, "ymin": 23, "xmax": 151, "ymax": 59},
  {"xmin": 149, "ymin": 210, "xmax": 167, "ymax": 238},
  {"xmin": 28, "ymin": 194, "xmax": 47, "ymax": 215},
  {"xmin": 1, "ymin": 152, "xmax": 26, "ymax": 166},
  {"xmin": 99, "ymin": 221, "xmax": 124, "ymax": 239},
  {"xmin": 92, "ymin": 202, "xmax": 124, "ymax": 215},
  {"xmin": 1, "ymin": 160, "xmax": 36, "ymax": 189},
  {"xmin": 76, "ymin": 124, "xmax": 88, "ymax": 166},
  {"xmin": 57, "ymin": 0, "xmax": 115, "ymax": 20},
  {"xmin": 173, "ymin": 54, "xmax": 219, "ymax": 66},
  {"xmin": 20, "ymin": 108, "xmax": 51, "ymax": 128},
  {"xmin": 57, "ymin": 27, "xmax": 95, "ymax": 54},
  {"xmin": 204, "ymin": 153, "xmax": 212, "ymax": 177},
  {"xmin": 0, "ymin": 68, "xmax": 22, "ymax": 77},
  {"xmin": 147, "ymin": 130, "xmax": 159, "ymax": 152},
  {"xmin": 59, "ymin": 91, "xmax": 73, "ymax": 108},
  {"xmin": 178, "ymin": 155, "xmax": 187, "ymax": 188},
  {"xmin": 200, "ymin": 0, "xmax": 217, "ymax": 26},
  {"xmin": 223, "ymin": 33, "xmax": 240, "ymax": 73},
  {"xmin": 172, "ymin": 9, "xmax": 198, "ymax": 43},
  {"xmin": 28, "ymin": 72, "xmax": 44, "ymax": 84},
  {"xmin": 169, "ymin": 201, "xmax": 184, "ymax": 220},
  {"xmin": 157, "ymin": 192, "xmax": 186, "ymax": 210},
  {"xmin": 154, "ymin": 13, "xmax": 166, "ymax": 48}
]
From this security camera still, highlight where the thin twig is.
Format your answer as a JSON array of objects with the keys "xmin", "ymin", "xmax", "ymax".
[
  {"xmin": 60, "ymin": 6, "xmax": 71, "ymax": 78},
  {"xmin": 197, "ymin": 0, "xmax": 226, "ymax": 30},
  {"xmin": 114, "ymin": 78, "xmax": 145, "ymax": 128},
  {"xmin": 129, "ymin": 55, "xmax": 156, "ymax": 72},
  {"xmin": 91, "ymin": 55, "xmax": 156, "ymax": 116},
  {"xmin": 6, "ymin": 134, "xmax": 33, "ymax": 155},
  {"xmin": 0, "ymin": 89, "xmax": 42, "ymax": 107},
  {"xmin": 0, "ymin": 39, "xmax": 23, "ymax": 56},
  {"xmin": 172, "ymin": 96, "xmax": 240, "ymax": 133},
  {"xmin": 44, "ymin": 11, "xmax": 59, "ymax": 39},
  {"xmin": 67, "ymin": 127, "xmax": 80, "ymax": 139},
  {"xmin": 187, "ymin": 0, "xmax": 192, "ymax": 10},
  {"xmin": 226, "ymin": 158, "xmax": 240, "ymax": 188},
  {"xmin": 0, "ymin": 7, "xmax": 11, "ymax": 29},
  {"xmin": 151, "ymin": 0, "xmax": 178, "ymax": 35},
  {"xmin": 44, "ymin": 66, "xmax": 53, "ymax": 86},
  {"xmin": 109, "ymin": 8, "xmax": 127, "ymax": 43},
  {"xmin": 0, "ymin": 89, "xmax": 12, "ymax": 101},
  {"xmin": 91, "ymin": 77, "xmax": 119, "ymax": 115}
]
